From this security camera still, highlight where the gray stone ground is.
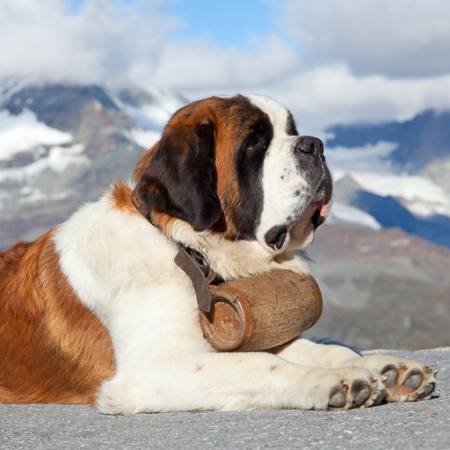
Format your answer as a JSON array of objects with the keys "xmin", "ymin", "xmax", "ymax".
[{"xmin": 0, "ymin": 348, "xmax": 449, "ymax": 450}]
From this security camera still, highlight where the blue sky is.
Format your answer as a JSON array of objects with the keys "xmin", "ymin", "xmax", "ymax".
[
  {"xmin": 167, "ymin": 0, "xmax": 274, "ymax": 47},
  {"xmin": 70, "ymin": 0, "xmax": 276, "ymax": 48}
]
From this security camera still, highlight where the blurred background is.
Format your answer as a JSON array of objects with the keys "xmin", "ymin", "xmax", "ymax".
[{"xmin": 1, "ymin": 0, "xmax": 449, "ymax": 350}]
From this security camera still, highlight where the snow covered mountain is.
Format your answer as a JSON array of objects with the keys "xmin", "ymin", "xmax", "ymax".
[
  {"xmin": 325, "ymin": 111, "xmax": 450, "ymax": 248},
  {"xmin": 0, "ymin": 81, "xmax": 184, "ymax": 247},
  {"xmin": 327, "ymin": 110, "xmax": 450, "ymax": 171}
]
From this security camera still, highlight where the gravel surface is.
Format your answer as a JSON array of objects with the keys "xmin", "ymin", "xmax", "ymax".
[{"xmin": 0, "ymin": 348, "xmax": 448, "ymax": 450}]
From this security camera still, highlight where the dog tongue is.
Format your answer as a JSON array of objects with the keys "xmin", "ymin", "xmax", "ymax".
[
  {"xmin": 314, "ymin": 200, "xmax": 331, "ymax": 228},
  {"xmin": 319, "ymin": 201, "xmax": 331, "ymax": 220}
]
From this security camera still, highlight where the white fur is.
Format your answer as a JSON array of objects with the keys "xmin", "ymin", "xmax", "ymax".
[
  {"xmin": 50, "ymin": 95, "xmax": 431, "ymax": 414},
  {"xmin": 50, "ymin": 96, "xmax": 366, "ymax": 414},
  {"xmin": 247, "ymin": 95, "xmax": 318, "ymax": 252},
  {"xmin": 53, "ymin": 190, "xmax": 369, "ymax": 414}
]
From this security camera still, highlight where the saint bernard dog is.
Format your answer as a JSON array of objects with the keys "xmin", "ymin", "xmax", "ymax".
[{"xmin": 0, "ymin": 95, "xmax": 436, "ymax": 413}]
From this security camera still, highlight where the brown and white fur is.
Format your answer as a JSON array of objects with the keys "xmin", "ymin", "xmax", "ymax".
[{"xmin": 0, "ymin": 95, "xmax": 436, "ymax": 413}]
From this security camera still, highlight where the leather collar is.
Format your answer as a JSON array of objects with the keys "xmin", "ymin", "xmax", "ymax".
[{"xmin": 174, "ymin": 245, "xmax": 223, "ymax": 313}]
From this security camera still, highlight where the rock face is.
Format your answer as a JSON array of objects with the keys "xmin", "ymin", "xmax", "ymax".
[{"xmin": 306, "ymin": 225, "xmax": 450, "ymax": 350}]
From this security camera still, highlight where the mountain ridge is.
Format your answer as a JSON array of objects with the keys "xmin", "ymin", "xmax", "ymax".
[{"xmin": 326, "ymin": 109, "xmax": 450, "ymax": 171}]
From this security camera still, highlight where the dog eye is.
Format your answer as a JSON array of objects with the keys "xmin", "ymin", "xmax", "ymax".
[{"xmin": 246, "ymin": 135, "xmax": 268, "ymax": 153}]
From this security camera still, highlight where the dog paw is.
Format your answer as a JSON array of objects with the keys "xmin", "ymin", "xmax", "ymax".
[
  {"xmin": 315, "ymin": 368, "xmax": 386, "ymax": 410},
  {"xmin": 350, "ymin": 354, "xmax": 437, "ymax": 403},
  {"xmin": 96, "ymin": 380, "xmax": 139, "ymax": 415}
]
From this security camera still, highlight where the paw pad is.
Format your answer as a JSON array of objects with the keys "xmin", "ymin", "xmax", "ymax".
[
  {"xmin": 328, "ymin": 384, "xmax": 348, "ymax": 409},
  {"xmin": 381, "ymin": 364, "xmax": 398, "ymax": 388},
  {"xmin": 403, "ymin": 369, "xmax": 423, "ymax": 390},
  {"xmin": 351, "ymin": 379, "xmax": 371, "ymax": 407}
]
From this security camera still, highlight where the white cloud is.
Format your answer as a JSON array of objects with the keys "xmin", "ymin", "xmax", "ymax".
[
  {"xmin": 146, "ymin": 34, "xmax": 299, "ymax": 90},
  {"xmin": 0, "ymin": 0, "xmax": 297, "ymax": 90},
  {"xmin": 0, "ymin": 0, "xmax": 175, "ymax": 85},
  {"xmin": 263, "ymin": 65, "xmax": 450, "ymax": 131},
  {"xmin": 185, "ymin": 64, "xmax": 450, "ymax": 132},
  {"xmin": 277, "ymin": 0, "xmax": 450, "ymax": 77},
  {"xmin": 1, "ymin": 0, "xmax": 450, "ymax": 132}
]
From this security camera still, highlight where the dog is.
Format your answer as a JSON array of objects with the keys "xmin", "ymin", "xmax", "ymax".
[{"xmin": 0, "ymin": 95, "xmax": 436, "ymax": 413}]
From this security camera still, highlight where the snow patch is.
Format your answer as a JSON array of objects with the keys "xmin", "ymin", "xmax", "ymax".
[
  {"xmin": 327, "ymin": 141, "xmax": 397, "ymax": 174},
  {"xmin": 120, "ymin": 89, "xmax": 183, "ymax": 130},
  {"xmin": 135, "ymin": 103, "xmax": 173, "ymax": 128},
  {"xmin": 46, "ymin": 144, "xmax": 87, "ymax": 173},
  {"xmin": 329, "ymin": 202, "xmax": 382, "ymax": 230},
  {"xmin": 328, "ymin": 141, "xmax": 450, "ymax": 217},
  {"xmin": 349, "ymin": 172, "xmax": 449, "ymax": 213},
  {"xmin": 0, "ymin": 144, "xmax": 88, "ymax": 182},
  {"xmin": 0, "ymin": 109, "xmax": 72, "ymax": 160},
  {"xmin": 128, "ymin": 129, "xmax": 160, "ymax": 149}
]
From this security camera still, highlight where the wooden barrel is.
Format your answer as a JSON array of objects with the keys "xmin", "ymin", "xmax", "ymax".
[{"xmin": 199, "ymin": 270, "xmax": 322, "ymax": 351}]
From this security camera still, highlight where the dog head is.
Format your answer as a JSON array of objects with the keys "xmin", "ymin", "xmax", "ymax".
[{"xmin": 132, "ymin": 94, "xmax": 332, "ymax": 253}]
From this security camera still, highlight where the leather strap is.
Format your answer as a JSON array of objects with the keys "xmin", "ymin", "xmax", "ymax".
[{"xmin": 174, "ymin": 246, "xmax": 213, "ymax": 313}]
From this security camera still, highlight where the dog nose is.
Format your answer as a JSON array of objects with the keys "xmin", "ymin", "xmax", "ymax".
[{"xmin": 295, "ymin": 136, "xmax": 324, "ymax": 155}]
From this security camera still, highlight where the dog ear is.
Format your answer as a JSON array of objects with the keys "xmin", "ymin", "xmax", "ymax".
[{"xmin": 132, "ymin": 122, "xmax": 222, "ymax": 231}]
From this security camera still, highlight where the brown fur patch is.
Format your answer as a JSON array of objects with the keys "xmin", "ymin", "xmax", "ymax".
[
  {"xmin": 0, "ymin": 232, "xmax": 115, "ymax": 404},
  {"xmin": 150, "ymin": 210, "xmax": 177, "ymax": 234},
  {"xmin": 132, "ymin": 96, "xmax": 266, "ymax": 239},
  {"xmin": 0, "ymin": 241, "xmax": 32, "ymax": 273},
  {"xmin": 111, "ymin": 181, "xmax": 139, "ymax": 215}
]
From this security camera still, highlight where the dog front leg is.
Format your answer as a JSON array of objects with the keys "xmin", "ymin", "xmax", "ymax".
[
  {"xmin": 273, "ymin": 338, "xmax": 361, "ymax": 368},
  {"xmin": 97, "ymin": 351, "xmax": 386, "ymax": 414}
]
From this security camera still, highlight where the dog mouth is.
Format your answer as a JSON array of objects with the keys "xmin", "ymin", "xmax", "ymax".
[
  {"xmin": 264, "ymin": 171, "xmax": 333, "ymax": 251},
  {"xmin": 309, "ymin": 199, "xmax": 331, "ymax": 230},
  {"xmin": 303, "ymin": 170, "xmax": 333, "ymax": 231},
  {"xmin": 296, "ymin": 199, "xmax": 331, "ymax": 232},
  {"xmin": 288, "ymin": 197, "xmax": 331, "ymax": 248},
  {"xmin": 264, "ymin": 199, "xmax": 331, "ymax": 251}
]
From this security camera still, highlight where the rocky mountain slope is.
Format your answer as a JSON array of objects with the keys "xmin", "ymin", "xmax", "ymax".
[
  {"xmin": 306, "ymin": 224, "xmax": 450, "ymax": 349},
  {"xmin": 0, "ymin": 82, "xmax": 183, "ymax": 247}
]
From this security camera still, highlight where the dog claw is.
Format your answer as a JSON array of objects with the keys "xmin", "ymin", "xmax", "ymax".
[{"xmin": 420, "ymin": 382, "xmax": 436, "ymax": 398}]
